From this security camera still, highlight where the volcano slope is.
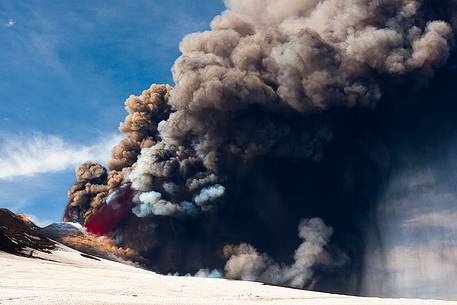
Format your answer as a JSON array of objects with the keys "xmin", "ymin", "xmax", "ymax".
[
  {"xmin": 0, "ymin": 208, "xmax": 55, "ymax": 257},
  {"xmin": 0, "ymin": 209, "xmax": 456, "ymax": 305},
  {"xmin": 1, "ymin": 245, "xmax": 457, "ymax": 305}
]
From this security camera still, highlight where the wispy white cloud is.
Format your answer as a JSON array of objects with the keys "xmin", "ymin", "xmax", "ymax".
[
  {"xmin": 0, "ymin": 133, "xmax": 121, "ymax": 180},
  {"xmin": 4, "ymin": 18, "xmax": 16, "ymax": 28}
]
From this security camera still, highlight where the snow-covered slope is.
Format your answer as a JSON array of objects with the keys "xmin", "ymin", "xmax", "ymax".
[
  {"xmin": 1, "ymin": 245, "xmax": 456, "ymax": 305},
  {"xmin": 39, "ymin": 222, "xmax": 85, "ymax": 241},
  {"xmin": 1, "ymin": 209, "xmax": 456, "ymax": 305}
]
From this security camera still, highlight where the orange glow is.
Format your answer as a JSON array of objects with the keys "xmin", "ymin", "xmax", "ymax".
[
  {"xmin": 16, "ymin": 214, "xmax": 34, "ymax": 224},
  {"xmin": 61, "ymin": 235, "xmax": 137, "ymax": 261}
]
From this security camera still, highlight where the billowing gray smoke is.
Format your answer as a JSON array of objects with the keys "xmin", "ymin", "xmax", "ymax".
[
  {"xmin": 64, "ymin": 0, "xmax": 457, "ymax": 295},
  {"xmin": 130, "ymin": 0, "xmax": 454, "ymax": 212},
  {"xmin": 222, "ymin": 218, "xmax": 346, "ymax": 288}
]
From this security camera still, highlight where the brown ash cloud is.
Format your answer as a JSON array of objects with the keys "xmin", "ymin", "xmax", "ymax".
[{"xmin": 63, "ymin": 0, "xmax": 457, "ymax": 294}]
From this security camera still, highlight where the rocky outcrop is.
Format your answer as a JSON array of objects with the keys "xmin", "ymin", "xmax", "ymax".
[{"xmin": 0, "ymin": 209, "xmax": 55, "ymax": 256}]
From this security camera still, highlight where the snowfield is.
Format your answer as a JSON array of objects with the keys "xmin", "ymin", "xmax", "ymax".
[{"xmin": 1, "ymin": 246, "xmax": 457, "ymax": 305}]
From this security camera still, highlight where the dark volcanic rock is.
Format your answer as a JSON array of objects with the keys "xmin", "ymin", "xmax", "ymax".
[{"xmin": 0, "ymin": 208, "xmax": 56, "ymax": 256}]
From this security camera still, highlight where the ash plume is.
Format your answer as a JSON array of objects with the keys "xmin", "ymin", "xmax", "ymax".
[
  {"xmin": 109, "ymin": 85, "xmax": 172, "ymax": 171},
  {"xmin": 223, "ymin": 218, "xmax": 346, "ymax": 288},
  {"xmin": 63, "ymin": 0, "xmax": 457, "ymax": 294}
]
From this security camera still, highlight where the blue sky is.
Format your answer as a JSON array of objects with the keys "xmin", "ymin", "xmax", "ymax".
[{"xmin": 0, "ymin": 0, "xmax": 225, "ymax": 225}]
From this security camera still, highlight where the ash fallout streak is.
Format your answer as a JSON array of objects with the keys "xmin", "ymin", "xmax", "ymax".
[{"xmin": 64, "ymin": 0, "xmax": 457, "ymax": 296}]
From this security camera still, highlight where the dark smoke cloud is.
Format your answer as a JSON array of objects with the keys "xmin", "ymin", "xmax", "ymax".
[
  {"xmin": 109, "ymin": 85, "xmax": 172, "ymax": 171},
  {"xmin": 65, "ymin": 85, "xmax": 171, "ymax": 222},
  {"xmin": 66, "ymin": 162, "xmax": 109, "ymax": 222},
  {"xmin": 64, "ymin": 0, "xmax": 457, "ymax": 294}
]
